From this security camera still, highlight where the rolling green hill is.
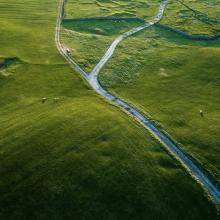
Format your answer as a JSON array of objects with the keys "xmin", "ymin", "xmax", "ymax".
[
  {"xmin": 100, "ymin": 25, "xmax": 220, "ymax": 186},
  {"xmin": 161, "ymin": 0, "xmax": 220, "ymax": 35},
  {"xmin": 1, "ymin": 0, "xmax": 220, "ymax": 219}
]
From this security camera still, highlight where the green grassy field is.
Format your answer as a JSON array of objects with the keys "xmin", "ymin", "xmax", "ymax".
[
  {"xmin": 96, "ymin": 0, "xmax": 220, "ymax": 187},
  {"xmin": 99, "ymin": 23, "xmax": 220, "ymax": 185},
  {"xmin": 1, "ymin": 0, "xmax": 220, "ymax": 219},
  {"xmin": 161, "ymin": 0, "xmax": 220, "ymax": 35},
  {"xmin": 64, "ymin": 0, "xmax": 220, "ymax": 190},
  {"xmin": 65, "ymin": 0, "xmax": 160, "ymax": 20},
  {"xmin": 61, "ymin": 19, "xmax": 144, "ymax": 72}
]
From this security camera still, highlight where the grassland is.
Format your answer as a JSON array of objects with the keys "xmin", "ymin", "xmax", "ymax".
[
  {"xmin": 61, "ymin": 19, "xmax": 144, "ymax": 72},
  {"xmin": 97, "ymin": 0, "xmax": 220, "ymax": 188},
  {"xmin": 161, "ymin": 0, "xmax": 220, "ymax": 35},
  {"xmin": 99, "ymin": 23, "xmax": 220, "ymax": 185},
  {"xmin": 0, "ymin": 0, "xmax": 220, "ymax": 219},
  {"xmin": 64, "ymin": 0, "xmax": 220, "ymax": 191},
  {"xmin": 65, "ymin": 0, "xmax": 161, "ymax": 20}
]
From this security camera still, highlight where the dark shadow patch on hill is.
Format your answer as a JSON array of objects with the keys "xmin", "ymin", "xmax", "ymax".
[
  {"xmin": 0, "ymin": 57, "xmax": 22, "ymax": 78},
  {"xmin": 0, "ymin": 57, "xmax": 21, "ymax": 69}
]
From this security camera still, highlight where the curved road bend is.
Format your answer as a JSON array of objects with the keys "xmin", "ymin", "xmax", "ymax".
[{"xmin": 55, "ymin": 0, "xmax": 220, "ymax": 204}]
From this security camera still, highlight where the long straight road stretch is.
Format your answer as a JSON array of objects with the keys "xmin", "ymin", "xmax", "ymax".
[{"xmin": 56, "ymin": 0, "xmax": 220, "ymax": 204}]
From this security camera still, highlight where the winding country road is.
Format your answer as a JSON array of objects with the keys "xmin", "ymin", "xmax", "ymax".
[{"xmin": 55, "ymin": 0, "xmax": 220, "ymax": 204}]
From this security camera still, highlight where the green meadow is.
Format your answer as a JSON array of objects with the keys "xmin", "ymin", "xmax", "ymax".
[
  {"xmin": 65, "ymin": 0, "xmax": 160, "ymax": 20},
  {"xmin": 161, "ymin": 0, "xmax": 220, "ymax": 35},
  {"xmin": 99, "ymin": 26, "xmax": 220, "ymax": 186},
  {"xmin": 0, "ymin": 0, "xmax": 220, "ymax": 219},
  {"xmin": 62, "ymin": 0, "xmax": 220, "ymax": 189},
  {"xmin": 61, "ymin": 19, "xmax": 144, "ymax": 72}
]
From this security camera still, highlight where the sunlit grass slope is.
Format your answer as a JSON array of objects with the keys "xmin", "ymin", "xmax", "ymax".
[
  {"xmin": 61, "ymin": 19, "xmax": 144, "ymax": 72},
  {"xmin": 65, "ymin": 0, "xmax": 160, "ymax": 20},
  {"xmin": 161, "ymin": 0, "xmax": 220, "ymax": 35},
  {"xmin": 0, "ymin": 0, "xmax": 220, "ymax": 219},
  {"xmin": 99, "ymin": 26, "xmax": 220, "ymax": 187}
]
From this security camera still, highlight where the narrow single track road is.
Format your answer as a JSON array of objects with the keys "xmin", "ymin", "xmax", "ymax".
[{"xmin": 55, "ymin": 0, "xmax": 220, "ymax": 204}]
